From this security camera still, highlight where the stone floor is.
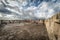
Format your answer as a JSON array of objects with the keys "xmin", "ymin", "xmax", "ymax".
[{"xmin": 0, "ymin": 22, "xmax": 49, "ymax": 40}]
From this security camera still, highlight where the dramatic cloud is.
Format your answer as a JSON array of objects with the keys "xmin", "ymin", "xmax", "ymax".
[{"xmin": 0, "ymin": 0, "xmax": 60, "ymax": 20}]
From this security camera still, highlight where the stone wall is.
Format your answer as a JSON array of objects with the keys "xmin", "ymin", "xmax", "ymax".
[
  {"xmin": 0, "ymin": 20, "xmax": 45, "ymax": 25},
  {"xmin": 0, "ymin": 20, "xmax": 24, "ymax": 24},
  {"xmin": 45, "ymin": 13, "xmax": 60, "ymax": 40}
]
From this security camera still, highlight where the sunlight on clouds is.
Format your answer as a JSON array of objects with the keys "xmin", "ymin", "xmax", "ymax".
[
  {"xmin": 0, "ymin": 14, "xmax": 2, "ymax": 17},
  {"xmin": 0, "ymin": 0, "xmax": 60, "ymax": 20}
]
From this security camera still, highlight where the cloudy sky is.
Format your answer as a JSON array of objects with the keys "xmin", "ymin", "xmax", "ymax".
[{"xmin": 0, "ymin": 0, "xmax": 60, "ymax": 20}]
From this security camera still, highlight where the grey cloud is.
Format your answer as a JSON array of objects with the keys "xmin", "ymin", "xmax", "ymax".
[{"xmin": 0, "ymin": 0, "xmax": 60, "ymax": 20}]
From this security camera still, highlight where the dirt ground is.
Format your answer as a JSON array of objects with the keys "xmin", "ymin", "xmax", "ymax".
[{"xmin": 0, "ymin": 22, "xmax": 49, "ymax": 40}]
